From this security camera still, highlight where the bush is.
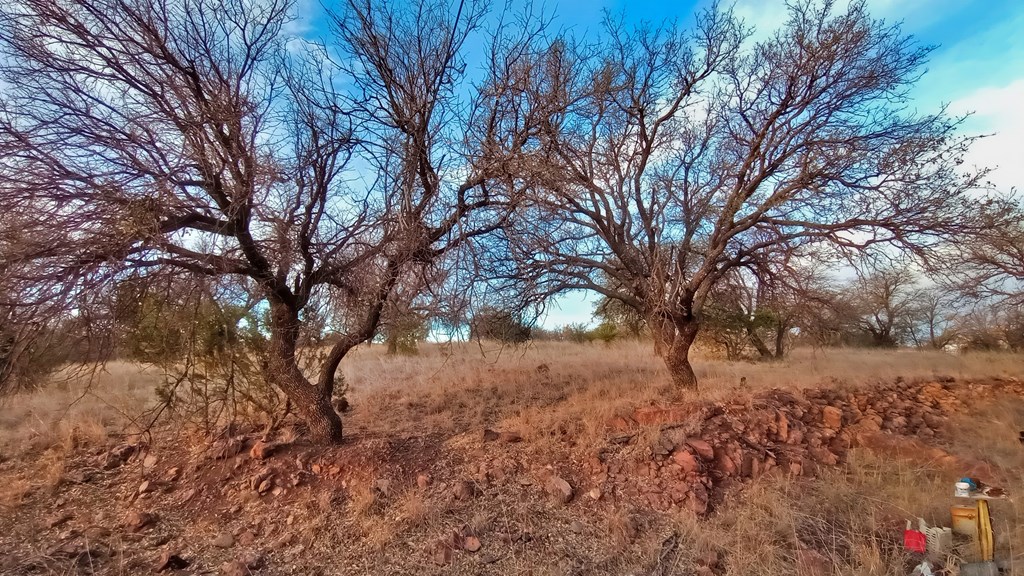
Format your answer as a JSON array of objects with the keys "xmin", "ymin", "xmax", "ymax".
[{"xmin": 469, "ymin": 308, "xmax": 531, "ymax": 343}]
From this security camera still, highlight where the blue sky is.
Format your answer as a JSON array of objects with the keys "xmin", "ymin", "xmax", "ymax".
[{"xmin": 305, "ymin": 0, "xmax": 1024, "ymax": 327}]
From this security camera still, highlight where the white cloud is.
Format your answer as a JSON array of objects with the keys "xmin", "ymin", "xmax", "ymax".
[
  {"xmin": 723, "ymin": 0, "xmax": 970, "ymax": 40},
  {"xmin": 949, "ymin": 79, "xmax": 1024, "ymax": 193}
]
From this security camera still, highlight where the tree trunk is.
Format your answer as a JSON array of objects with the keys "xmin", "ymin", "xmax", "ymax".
[
  {"xmin": 277, "ymin": 372, "xmax": 344, "ymax": 443},
  {"xmin": 774, "ymin": 322, "xmax": 787, "ymax": 358},
  {"xmin": 267, "ymin": 302, "xmax": 344, "ymax": 444},
  {"xmin": 657, "ymin": 318, "xmax": 700, "ymax": 390},
  {"xmin": 386, "ymin": 334, "xmax": 398, "ymax": 355},
  {"xmin": 746, "ymin": 325, "xmax": 773, "ymax": 359}
]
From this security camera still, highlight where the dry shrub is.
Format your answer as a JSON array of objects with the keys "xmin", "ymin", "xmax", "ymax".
[
  {"xmin": 395, "ymin": 489, "xmax": 431, "ymax": 527},
  {"xmin": 347, "ymin": 478, "xmax": 381, "ymax": 518},
  {"xmin": 606, "ymin": 507, "xmax": 640, "ymax": 551},
  {"xmin": 0, "ymin": 476, "xmax": 32, "ymax": 509}
]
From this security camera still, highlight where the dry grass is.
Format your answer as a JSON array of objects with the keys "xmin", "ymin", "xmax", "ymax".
[
  {"xmin": 0, "ymin": 342, "xmax": 1022, "ymax": 575},
  {"xmin": 343, "ymin": 341, "xmax": 1023, "ymax": 442},
  {"xmin": 657, "ymin": 392, "xmax": 1024, "ymax": 575},
  {"xmin": 0, "ymin": 361, "xmax": 159, "ymax": 459},
  {"xmin": 4, "ymin": 342, "xmax": 1018, "ymax": 455},
  {"xmin": 346, "ymin": 340, "xmax": 1024, "ymax": 395}
]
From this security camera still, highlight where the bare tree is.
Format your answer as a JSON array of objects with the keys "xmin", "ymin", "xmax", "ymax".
[
  {"xmin": 846, "ymin": 259, "xmax": 923, "ymax": 347},
  {"xmin": 951, "ymin": 215, "xmax": 1024, "ymax": 305},
  {"xmin": 513, "ymin": 0, "xmax": 994, "ymax": 388},
  {"xmin": 912, "ymin": 287, "xmax": 961, "ymax": 350},
  {"xmin": 703, "ymin": 249, "xmax": 813, "ymax": 360},
  {"xmin": 0, "ymin": 0, "xmax": 551, "ymax": 442}
]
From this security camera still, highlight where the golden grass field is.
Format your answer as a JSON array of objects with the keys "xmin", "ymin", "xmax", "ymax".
[{"xmin": 1, "ymin": 342, "xmax": 1023, "ymax": 575}]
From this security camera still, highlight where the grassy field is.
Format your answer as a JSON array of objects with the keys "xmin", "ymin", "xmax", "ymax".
[
  {"xmin": 4, "ymin": 342, "xmax": 1020, "ymax": 458},
  {"xmin": 1, "ymin": 342, "xmax": 1022, "ymax": 575}
]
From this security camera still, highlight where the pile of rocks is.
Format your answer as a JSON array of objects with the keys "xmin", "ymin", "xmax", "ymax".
[{"xmin": 592, "ymin": 378, "xmax": 1022, "ymax": 515}]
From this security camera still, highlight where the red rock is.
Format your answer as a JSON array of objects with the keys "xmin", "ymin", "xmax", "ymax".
[
  {"xmin": 829, "ymin": 432, "xmax": 851, "ymax": 453},
  {"xmin": 416, "ymin": 473, "xmax": 431, "ymax": 489},
  {"xmin": 155, "ymin": 551, "xmax": 189, "ymax": 572},
  {"xmin": 688, "ymin": 485, "xmax": 709, "ymax": 515},
  {"xmin": 786, "ymin": 428, "xmax": 804, "ymax": 445},
  {"xmin": 482, "ymin": 429, "xmax": 499, "ymax": 442},
  {"xmin": 634, "ymin": 406, "xmax": 690, "ymax": 426},
  {"xmin": 671, "ymin": 450, "xmax": 699, "ymax": 474},
  {"xmin": 822, "ymin": 406, "xmax": 843, "ymax": 429},
  {"xmin": 809, "ymin": 447, "xmax": 839, "ymax": 466},
  {"xmin": 123, "ymin": 511, "xmax": 157, "ymax": 532},
  {"xmin": 236, "ymin": 530, "xmax": 256, "ymax": 547},
  {"xmin": 432, "ymin": 541, "xmax": 453, "ymax": 565},
  {"xmin": 545, "ymin": 475, "xmax": 574, "ymax": 504},
  {"xmin": 740, "ymin": 454, "xmax": 761, "ymax": 478},
  {"xmin": 713, "ymin": 448, "xmax": 736, "ymax": 475},
  {"xmin": 776, "ymin": 411, "xmax": 789, "ymax": 442},
  {"xmin": 249, "ymin": 440, "xmax": 275, "ymax": 460},
  {"xmin": 686, "ymin": 439, "xmax": 715, "ymax": 460},
  {"xmin": 462, "ymin": 536, "xmax": 481, "ymax": 552},
  {"xmin": 453, "ymin": 480, "xmax": 476, "ymax": 500}
]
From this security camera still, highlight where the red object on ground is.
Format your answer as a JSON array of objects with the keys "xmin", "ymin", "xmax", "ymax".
[{"xmin": 904, "ymin": 529, "xmax": 927, "ymax": 553}]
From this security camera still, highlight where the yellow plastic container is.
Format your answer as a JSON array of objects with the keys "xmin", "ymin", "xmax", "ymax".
[{"xmin": 951, "ymin": 505, "xmax": 979, "ymax": 537}]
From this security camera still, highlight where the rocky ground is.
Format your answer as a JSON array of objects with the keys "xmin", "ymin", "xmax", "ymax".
[{"xmin": 0, "ymin": 376, "xmax": 1022, "ymax": 576}]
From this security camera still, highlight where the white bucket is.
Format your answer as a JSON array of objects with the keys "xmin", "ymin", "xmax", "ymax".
[{"xmin": 955, "ymin": 481, "xmax": 972, "ymax": 497}]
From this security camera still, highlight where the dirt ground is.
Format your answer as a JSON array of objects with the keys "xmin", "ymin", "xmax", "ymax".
[{"xmin": 1, "ymin": 344, "xmax": 1022, "ymax": 575}]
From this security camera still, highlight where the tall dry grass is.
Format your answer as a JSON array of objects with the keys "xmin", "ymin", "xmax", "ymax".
[
  {"xmin": 343, "ymin": 340, "xmax": 1024, "ymax": 395},
  {"xmin": 2, "ymin": 343, "xmax": 1020, "ymax": 452},
  {"xmin": 0, "ymin": 361, "xmax": 160, "ymax": 459},
  {"xmin": 342, "ymin": 341, "xmax": 1024, "ymax": 441},
  {"xmin": 672, "ymin": 391, "xmax": 1024, "ymax": 574}
]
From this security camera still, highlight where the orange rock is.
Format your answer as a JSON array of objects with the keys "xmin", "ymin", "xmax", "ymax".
[
  {"xmin": 686, "ymin": 438, "xmax": 715, "ymax": 461},
  {"xmin": 249, "ymin": 440, "xmax": 275, "ymax": 460},
  {"xmin": 775, "ymin": 410, "xmax": 789, "ymax": 442},
  {"xmin": 671, "ymin": 450, "xmax": 699, "ymax": 474},
  {"xmin": 713, "ymin": 450, "xmax": 736, "ymax": 475},
  {"xmin": 633, "ymin": 405, "xmax": 691, "ymax": 426},
  {"xmin": 822, "ymin": 406, "xmax": 843, "ymax": 429}
]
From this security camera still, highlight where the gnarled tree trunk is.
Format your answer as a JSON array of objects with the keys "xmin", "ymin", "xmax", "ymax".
[
  {"xmin": 267, "ymin": 302, "xmax": 343, "ymax": 443},
  {"xmin": 652, "ymin": 315, "xmax": 701, "ymax": 390}
]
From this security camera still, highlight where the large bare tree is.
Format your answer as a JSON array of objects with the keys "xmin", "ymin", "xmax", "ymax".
[
  {"xmin": 0, "ymin": 0, "xmax": 551, "ymax": 442},
  {"xmin": 514, "ymin": 0, "xmax": 997, "ymax": 388}
]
